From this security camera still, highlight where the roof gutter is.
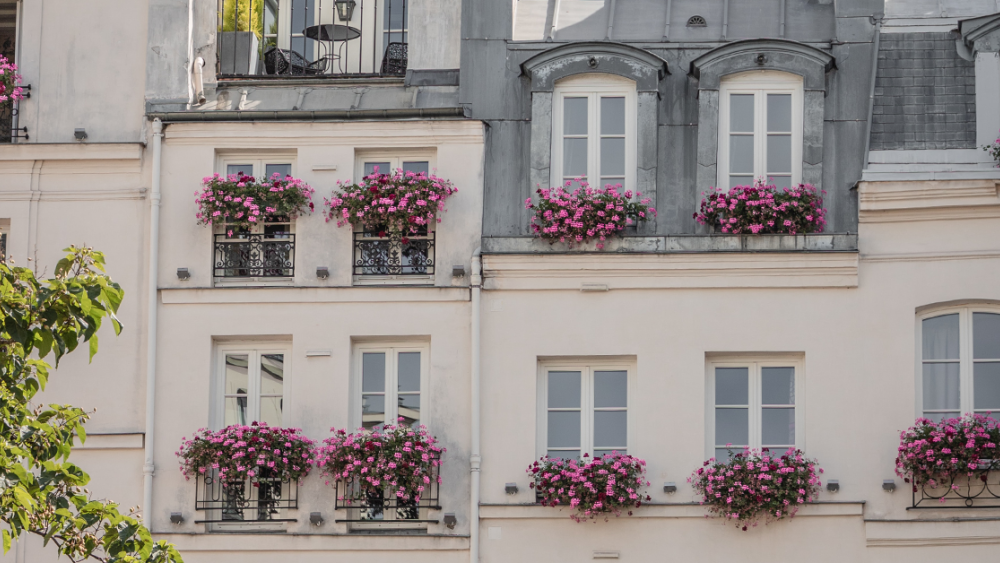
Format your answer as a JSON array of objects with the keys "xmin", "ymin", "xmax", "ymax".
[
  {"xmin": 146, "ymin": 107, "xmax": 468, "ymax": 123},
  {"xmin": 863, "ymin": 13, "xmax": 883, "ymax": 170}
]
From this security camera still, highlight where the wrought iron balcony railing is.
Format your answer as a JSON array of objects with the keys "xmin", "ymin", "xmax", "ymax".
[
  {"xmin": 216, "ymin": 0, "xmax": 409, "ymax": 79},
  {"xmin": 353, "ymin": 230, "xmax": 434, "ymax": 277},
  {"xmin": 1, "ymin": 86, "xmax": 29, "ymax": 143},
  {"xmin": 214, "ymin": 233, "xmax": 295, "ymax": 278},
  {"xmin": 912, "ymin": 464, "xmax": 1000, "ymax": 508},
  {"xmin": 195, "ymin": 472, "xmax": 298, "ymax": 523},
  {"xmin": 333, "ymin": 463, "xmax": 441, "ymax": 523}
]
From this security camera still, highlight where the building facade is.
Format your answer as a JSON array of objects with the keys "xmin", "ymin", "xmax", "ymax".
[{"xmin": 2, "ymin": 0, "xmax": 1000, "ymax": 561}]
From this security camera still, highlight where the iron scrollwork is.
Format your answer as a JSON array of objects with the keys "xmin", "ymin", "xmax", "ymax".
[
  {"xmin": 353, "ymin": 230, "xmax": 435, "ymax": 277},
  {"xmin": 214, "ymin": 233, "xmax": 295, "ymax": 278},
  {"xmin": 912, "ymin": 463, "xmax": 1000, "ymax": 508},
  {"xmin": 196, "ymin": 472, "xmax": 297, "ymax": 523}
]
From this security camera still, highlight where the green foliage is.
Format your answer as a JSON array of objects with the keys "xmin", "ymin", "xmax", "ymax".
[
  {"xmin": 219, "ymin": 0, "xmax": 265, "ymax": 40},
  {"xmin": 0, "ymin": 247, "xmax": 182, "ymax": 563}
]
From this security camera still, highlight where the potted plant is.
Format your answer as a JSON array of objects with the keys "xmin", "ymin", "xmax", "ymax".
[
  {"xmin": 195, "ymin": 171, "xmax": 314, "ymax": 236},
  {"xmin": 896, "ymin": 414, "xmax": 1000, "ymax": 500},
  {"xmin": 982, "ymin": 130, "xmax": 1000, "ymax": 167},
  {"xmin": 527, "ymin": 452, "xmax": 651, "ymax": 522},
  {"xmin": 218, "ymin": 0, "xmax": 264, "ymax": 74},
  {"xmin": 324, "ymin": 168, "xmax": 458, "ymax": 236},
  {"xmin": 0, "ymin": 54, "xmax": 24, "ymax": 106},
  {"xmin": 689, "ymin": 447, "xmax": 822, "ymax": 530},
  {"xmin": 694, "ymin": 180, "xmax": 826, "ymax": 235},
  {"xmin": 525, "ymin": 181, "xmax": 655, "ymax": 250}
]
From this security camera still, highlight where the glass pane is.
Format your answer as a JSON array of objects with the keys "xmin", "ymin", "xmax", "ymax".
[
  {"xmin": 600, "ymin": 138, "xmax": 625, "ymax": 177},
  {"xmin": 291, "ymin": 0, "xmax": 315, "ymax": 60},
  {"xmin": 259, "ymin": 396, "xmax": 283, "ymax": 426},
  {"xmin": 362, "ymin": 353, "xmax": 386, "ymax": 392},
  {"xmin": 548, "ymin": 411, "xmax": 581, "ymax": 448},
  {"xmin": 923, "ymin": 314, "xmax": 960, "ymax": 360},
  {"xmin": 548, "ymin": 371, "xmax": 582, "ymax": 408},
  {"xmin": 593, "ymin": 411, "xmax": 627, "ymax": 448},
  {"xmin": 362, "ymin": 394, "xmax": 386, "ymax": 428},
  {"xmin": 715, "ymin": 408, "xmax": 748, "ymax": 446},
  {"xmin": 264, "ymin": 163, "xmax": 292, "ymax": 179},
  {"xmin": 729, "ymin": 175, "xmax": 754, "ymax": 189},
  {"xmin": 767, "ymin": 94, "xmax": 792, "ymax": 132},
  {"xmin": 260, "ymin": 354, "xmax": 284, "ymax": 395},
  {"xmin": 594, "ymin": 371, "xmax": 627, "ymax": 408},
  {"xmin": 547, "ymin": 450, "xmax": 579, "ymax": 460},
  {"xmin": 398, "ymin": 393, "xmax": 420, "ymax": 425},
  {"xmin": 225, "ymin": 354, "xmax": 249, "ymax": 395},
  {"xmin": 729, "ymin": 135, "xmax": 754, "ymax": 174},
  {"xmin": 974, "ymin": 313, "xmax": 1000, "ymax": 359},
  {"xmin": 563, "ymin": 97, "xmax": 588, "ymax": 135},
  {"xmin": 771, "ymin": 175, "xmax": 792, "ymax": 189},
  {"xmin": 600, "ymin": 97, "xmax": 625, "ymax": 135},
  {"xmin": 227, "ymin": 164, "xmax": 254, "ymax": 177},
  {"xmin": 925, "ymin": 411, "xmax": 960, "ymax": 423},
  {"xmin": 225, "ymin": 396, "xmax": 249, "ymax": 426},
  {"xmin": 563, "ymin": 138, "xmax": 588, "ymax": 177},
  {"xmin": 761, "ymin": 367, "xmax": 794, "ymax": 405},
  {"xmin": 762, "ymin": 408, "xmax": 795, "ymax": 446},
  {"xmin": 767, "ymin": 135, "xmax": 792, "ymax": 174},
  {"xmin": 397, "ymin": 352, "xmax": 421, "ymax": 392},
  {"xmin": 384, "ymin": 0, "xmax": 407, "ymax": 30},
  {"xmin": 594, "ymin": 449, "xmax": 623, "ymax": 458},
  {"xmin": 402, "ymin": 161, "xmax": 429, "ymax": 175},
  {"xmin": 922, "ymin": 363, "xmax": 960, "ymax": 410},
  {"xmin": 715, "ymin": 368, "xmax": 749, "ymax": 405},
  {"xmin": 715, "ymin": 447, "xmax": 737, "ymax": 461},
  {"xmin": 764, "ymin": 446, "xmax": 790, "ymax": 458},
  {"xmin": 364, "ymin": 162, "xmax": 392, "ymax": 176},
  {"xmin": 974, "ymin": 362, "xmax": 1000, "ymax": 410},
  {"xmin": 730, "ymin": 94, "xmax": 754, "ymax": 133}
]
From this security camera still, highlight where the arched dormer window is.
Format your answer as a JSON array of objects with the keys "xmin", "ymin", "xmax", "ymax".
[{"xmin": 552, "ymin": 74, "xmax": 637, "ymax": 191}]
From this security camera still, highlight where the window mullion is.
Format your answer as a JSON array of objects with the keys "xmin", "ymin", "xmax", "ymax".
[
  {"xmin": 584, "ymin": 367, "xmax": 594, "ymax": 457},
  {"xmin": 589, "ymin": 93, "xmax": 599, "ymax": 187},
  {"xmin": 249, "ymin": 351, "xmax": 261, "ymax": 423},
  {"xmin": 756, "ymin": 92, "xmax": 766, "ymax": 182},
  {"xmin": 387, "ymin": 349, "xmax": 398, "ymax": 425},
  {"xmin": 963, "ymin": 309, "xmax": 974, "ymax": 414},
  {"xmin": 752, "ymin": 363, "xmax": 761, "ymax": 449}
]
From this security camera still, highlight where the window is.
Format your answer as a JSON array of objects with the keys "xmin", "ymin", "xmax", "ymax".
[
  {"xmin": 356, "ymin": 152, "xmax": 431, "ymax": 180},
  {"xmin": 551, "ymin": 74, "xmax": 637, "ymax": 192},
  {"xmin": 707, "ymin": 358, "xmax": 804, "ymax": 460},
  {"xmin": 718, "ymin": 71, "xmax": 803, "ymax": 189},
  {"xmin": 0, "ymin": 4, "xmax": 18, "ymax": 143},
  {"xmin": 919, "ymin": 307, "xmax": 1000, "ymax": 422},
  {"xmin": 537, "ymin": 360, "xmax": 633, "ymax": 459},
  {"xmin": 0, "ymin": 219, "xmax": 9, "ymax": 261},
  {"xmin": 216, "ymin": 346, "xmax": 289, "ymax": 428},
  {"xmin": 355, "ymin": 343, "xmax": 428, "ymax": 429}
]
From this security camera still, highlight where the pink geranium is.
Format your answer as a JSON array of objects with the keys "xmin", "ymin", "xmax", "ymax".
[
  {"xmin": 528, "ymin": 452, "xmax": 651, "ymax": 522},
  {"xmin": 0, "ymin": 55, "xmax": 24, "ymax": 104},
  {"xmin": 324, "ymin": 168, "xmax": 457, "ymax": 234},
  {"xmin": 195, "ymin": 172, "xmax": 314, "ymax": 233},
  {"xmin": 694, "ymin": 180, "xmax": 826, "ymax": 235},
  {"xmin": 525, "ymin": 180, "xmax": 655, "ymax": 250},
  {"xmin": 896, "ymin": 414, "xmax": 1000, "ymax": 490},
  {"xmin": 176, "ymin": 422, "xmax": 315, "ymax": 484}
]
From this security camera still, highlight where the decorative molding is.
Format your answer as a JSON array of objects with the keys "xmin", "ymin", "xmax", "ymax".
[
  {"xmin": 521, "ymin": 41, "xmax": 669, "ymax": 79},
  {"xmin": 0, "ymin": 189, "xmax": 147, "ymax": 202},
  {"xmin": 866, "ymin": 518, "xmax": 1000, "ymax": 547},
  {"xmin": 480, "ymin": 501, "xmax": 864, "ymax": 520},
  {"xmin": 160, "ymin": 286, "xmax": 471, "ymax": 305},
  {"xmin": 690, "ymin": 39, "xmax": 836, "ymax": 83},
  {"xmin": 162, "ymin": 120, "xmax": 484, "ymax": 147},
  {"xmin": 520, "ymin": 42, "xmax": 669, "ymax": 92},
  {"xmin": 0, "ymin": 143, "xmax": 144, "ymax": 161},
  {"xmin": 862, "ymin": 250, "xmax": 1000, "ymax": 263},
  {"xmin": 157, "ymin": 533, "xmax": 469, "ymax": 552},
  {"xmin": 858, "ymin": 179, "xmax": 1000, "ymax": 223}
]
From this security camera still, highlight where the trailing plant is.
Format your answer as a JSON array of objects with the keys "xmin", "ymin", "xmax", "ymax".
[
  {"xmin": 325, "ymin": 168, "xmax": 458, "ymax": 235},
  {"xmin": 176, "ymin": 422, "xmax": 316, "ymax": 484},
  {"xmin": 525, "ymin": 181, "xmax": 655, "ymax": 250},
  {"xmin": 317, "ymin": 421, "xmax": 445, "ymax": 506},
  {"xmin": 693, "ymin": 180, "xmax": 827, "ymax": 235},
  {"xmin": 0, "ymin": 54, "xmax": 24, "ymax": 105},
  {"xmin": 689, "ymin": 447, "xmax": 822, "ymax": 530},
  {"xmin": 527, "ymin": 452, "xmax": 651, "ymax": 522},
  {"xmin": 982, "ymin": 130, "xmax": 1000, "ymax": 166},
  {"xmin": 895, "ymin": 414, "xmax": 1000, "ymax": 494},
  {"xmin": 195, "ymin": 172, "xmax": 314, "ymax": 234}
]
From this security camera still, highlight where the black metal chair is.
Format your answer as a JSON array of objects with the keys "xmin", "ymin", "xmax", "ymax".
[
  {"xmin": 264, "ymin": 47, "xmax": 327, "ymax": 76},
  {"xmin": 380, "ymin": 42, "xmax": 408, "ymax": 76}
]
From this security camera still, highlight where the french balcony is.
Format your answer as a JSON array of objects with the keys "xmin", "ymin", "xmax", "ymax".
[
  {"xmin": 213, "ymin": 233, "xmax": 295, "ymax": 279},
  {"xmin": 216, "ymin": 0, "xmax": 409, "ymax": 79},
  {"xmin": 195, "ymin": 472, "xmax": 298, "ymax": 524},
  {"xmin": 353, "ymin": 230, "xmax": 435, "ymax": 279},
  {"xmin": 0, "ymin": 88, "xmax": 28, "ymax": 143},
  {"xmin": 911, "ymin": 464, "xmax": 1000, "ymax": 509},
  {"xmin": 333, "ymin": 460, "xmax": 441, "ymax": 527}
]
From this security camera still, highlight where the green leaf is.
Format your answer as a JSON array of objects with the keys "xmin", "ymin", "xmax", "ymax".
[
  {"xmin": 2, "ymin": 530, "xmax": 10, "ymax": 554},
  {"xmin": 89, "ymin": 334, "xmax": 98, "ymax": 363}
]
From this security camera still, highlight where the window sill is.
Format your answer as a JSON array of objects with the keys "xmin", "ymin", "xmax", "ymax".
[
  {"xmin": 479, "ymin": 501, "xmax": 863, "ymax": 519},
  {"xmin": 352, "ymin": 275, "xmax": 435, "ymax": 287},
  {"xmin": 213, "ymin": 278, "xmax": 295, "ymax": 288},
  {"xmin": 482, "ymin": 234, "xmax": 857, "ymax": 254}
]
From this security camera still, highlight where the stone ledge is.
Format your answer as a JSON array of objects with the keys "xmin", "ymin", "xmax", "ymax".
[
  {"xmin": 481, "ymin": 234, "xmax": 858, "ymax": 254},
  {"xmin": 480, "ymin": 501, "xmax": 864, "ymax": 519}
]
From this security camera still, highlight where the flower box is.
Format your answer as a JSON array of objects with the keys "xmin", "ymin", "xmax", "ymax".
[
  {"xmin": 325, "ymin": 168, "xmax": 457, "ymax": 235},
  {"xmin": 196, "ymin": 172, "xmax": 315, "ymax": 234},
  {"xmin": 0, "ymin": 54, "xmax": 25, "ymax": 106},
  {"xmin": 527, "ymin": 452, "xmax": 651, "ymax": 522},
  {"xmin": 525, "ymin": 181, "xmax": 655, "ymax": 250},
  {"xmin": 694, "ymin": 181, "xmax": 826, "ymax": 235}
]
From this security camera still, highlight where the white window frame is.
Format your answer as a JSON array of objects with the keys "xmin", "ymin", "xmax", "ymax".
[
  {"xmin": 705, "ymin": 355, "xmax": 806, "ymax": 460},
  {"xmin": 551, "ymin": 73, "xmax": 638, "ymax": 193},
  {"xmin": 717, "ymin": 70, "xmax": 804, "ymax": 189},
  {"xmin": 916, "ymin": 305, "xmax": 1000, "ymax": 419},
  {"xmin": 535, "ymin": 358, "xmax": 635, "ymax": 460}
]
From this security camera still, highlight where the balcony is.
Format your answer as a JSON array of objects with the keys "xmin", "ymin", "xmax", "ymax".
[
  {"xmin": 216, "ymin": 0, "xmax": 409, "ymax": 79},
  {"xmin": 353, "ymin": 230, "xmax": 435, "ymax": 279},
  {"xmin": 911, "ymin": 465, "xmax": 1000, "ymax": 509},
  {"xmin": 214, "ymin": 233, "xmax": 295, "ymax": 279},
  {"xmin": 0, "ymin": 90, "xmax": 28, "ymax": 144},
  {"xmin": 195, "ymin": 472, "xmax": 298, "ymax": 523},
  {"xmin": 334, "ymin": 460, "xmax": 441, "ymax": 526}
]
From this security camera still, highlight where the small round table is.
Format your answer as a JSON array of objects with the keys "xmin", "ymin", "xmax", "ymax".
[{"xmin": 303, "ymin": 24, "xmax": 362, "ymax": 73}]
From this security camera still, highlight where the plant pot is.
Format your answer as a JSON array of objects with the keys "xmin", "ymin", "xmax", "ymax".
[{"xmin": 218, "ymin": 31, "xmax": 260, "ymax": 75}]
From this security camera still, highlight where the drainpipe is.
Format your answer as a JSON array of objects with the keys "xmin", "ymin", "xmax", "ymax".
[
  {"xmin": 193, "ymin": 57, "xmax": 206, "ymax": 105},
  {"xmin": 186, "ymin": 0, "xmax": 195, "ymax": 106},
  {"xmin": 142, "ymin": 118, "xmax": 164, "ymax": 523},
  {"xmin": 862, "ymin": 14, "xmax": 883, "ymax": 170},
  {"xmin": 469, "ymin": 248, "xmax": 482, "ymax": 563}
]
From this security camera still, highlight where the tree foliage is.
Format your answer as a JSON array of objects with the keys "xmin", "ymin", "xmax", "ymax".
[{"xmin": 0, "ymin": 247, "xmax": 182, "ymax": 562}]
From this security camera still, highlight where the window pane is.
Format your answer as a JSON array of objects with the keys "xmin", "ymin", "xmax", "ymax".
[
  {"xmin": 600, "ymin": 138, "xmax": 625, "ymax": 177},
  {"xmin": 594, "ymin": 370, "xmax": 627, "ymax": 408},
  {"xmin": 547, "ymin": 450, "xmax": 579, "ymax": 460},
  {"xmin": 259, "ymin": 396, "xmax": 282, "ymax": 426},
  {"xmin": 762, "ymin": 408, "xmax": 795, "ymax": 446},
  {"xmin": 600, "ymin": 97, "xmax": 625, "ymax": 135},
  {"xmin": 548, "ymin": 371, "xmax": 581, "ymax": 408},
  {"xmin": 594, "ymin": 449, "xmax": 624, "ymax": 458},
  {"xmin": 715, "ymin": 408, "xmax": 748, "ymax": 446},
  {"xmin": 362, "ymin": 353, "xmax": 386, "ymax": 392},
  {"xmin": 398, "ymin": 394, "xmax": 420, "ymax": 426},
  {"xmin": 729, "ymin": 175, "xmax": 753, "ymax": 189},
  {"xmin": 384, "ymin": 0, "xmax": 407, "ymax": 30},
  {"xmin": 766, "ymin": 135, "xmax": 792, "ymax": 174},
  {"xmin": 264, "ymin": 164, "xmax": 292, "ymax": 179},
  {"xmin": 364, "ymin": 162, "xmax": 392, "ymax": 176},
  {"xmin": 730, "ymin": 94, "xmax": 754, "ymax": 133},
  {"xmin": 227, "ymin": 164, "xmax": 254, "ymax": 177},
  {"xmin": 729, "ymin": 135, "xmax": 754, "ymax": 174},
  {"xmin": 771, "ymin": 175, "xmax": 792, "ymax": 189},
  {"xmin": 260, "ymin": 354, "xmax": 284, "ymax": 395},
  {"xmin": 767, "ymin": 94, "xmax": 792, "ymax": 132},
  {"xmin": 225, "ymin": 354, "xmax": 249, "ymax": 395},
  {"xmin": 925, "ymin": 411, "xmax": 961, "ymax": 423},
  {"xmin": 761, "ymin": 367, "xmax": 794, "ymax": 405},
  {"xmin": 923, "ymin": 314, "xmax": 960, "ymax": 360},
  {"xmin": 225, "ymin": 396, "xmax": 249, "ymax": 426},
  {"xmin": 398, "ymin": 352, "xmax": 421, "ymax": 392},
  {"xmin": 291, "ymin": 0, "xmax": 315, "ymax": 60},
  {"xmin": 715, "ymin": 447, "xmax": 737, "ymax": 461},
  {"xmin": 974, "ymin": 362, "xmax": 1000, "ymax": 410},
  {"xmin": 563, "ymin": 138, "xmax": 588, "ymax": 177},
  {"xmin": 593, "ymin": 411, "xmax": 627, "ymax": 448},
  {"xmin": 563, "ymin": 97, "xmax": 588, "ymax": 135},
  {"xmin": 547, "ymin": 411, "xmax": 581, "ymax": 448},
  {"xmin": 402, "ymin": 161, "xmax": 429, "ymax": 175},
  {"xmin": 715, "ymin": 367, "xmax": 749, "ymax": 405},
  {"xmin": 974, "ymin": 313, "xmax": 1000, "ymax": 359},
  {"xmin": 922, "ymin": 362, "xmax": 960, "ymax": 410},
  {"xmin": 362, "ymin": 394, "xmax": 386, "ymax": 428}
]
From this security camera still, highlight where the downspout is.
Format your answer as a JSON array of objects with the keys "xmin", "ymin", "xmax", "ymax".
[
  {"xmin": 193, "ymin": 57, "xmax": 206, "ymax": 105},
  {"xmin": 142, "ymin": 119, "xmax": 164, "ymax": 523},
  {"xmin": 469, "ymin": 248, "xmax": 482, "ymax": 563},
  {"xmin": 186, "ymin": 0, "xmax": 195, "ymax": 106},
  {"xmin": 862, "ymin": 14, "xmax": 883, "ymax": 170}
]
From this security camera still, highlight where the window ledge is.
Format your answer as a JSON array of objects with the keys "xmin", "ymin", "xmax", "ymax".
[
  {"xmin": 479, "ymin": 501, "xmax": 863, "ymax": 519},
  {"xmin": 155, "ymin": 532, "xmax": 469, "ymax": 552},
  {"xmin": 352, "ymin": 275, "xmax": 435, "ymax": 287},
  {"xmin": 865, "ymin": 516, "xmax": 1000, "ymax": 547},
  {"xmin": 482, "ymin": 234, "xmax": 858, "ymax": 254},
  {"xmin": 213, "ymin": 278, "xmax": 295, "ymax": 288}
]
